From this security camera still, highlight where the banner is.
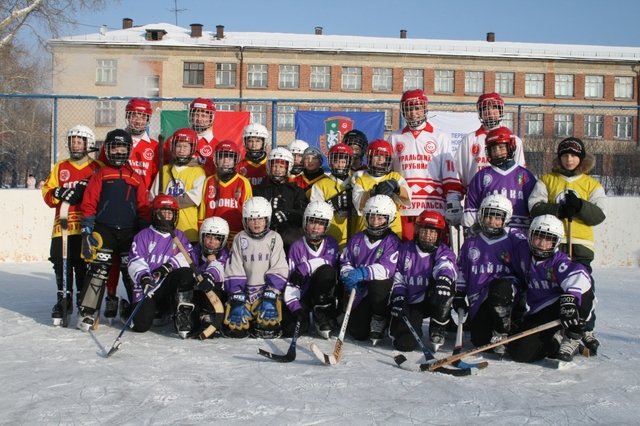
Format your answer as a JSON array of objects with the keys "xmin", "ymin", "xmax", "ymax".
[
  {"xmin": 295, "ymin": 111, "xmax": 385, "ymax": 164},
  {"xmin": 426, "ymin": 112, "xmax": 480, "ymax": 155},
  {"xmin": 160, "ymin": 111, "xmax": 250, "ymax": 143}
]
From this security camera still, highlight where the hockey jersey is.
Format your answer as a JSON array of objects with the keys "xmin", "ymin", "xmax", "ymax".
[
  {"xmin": 192, "ymin": 243, "xmax": 230, "ymax": 284},
  {"xmin": 163, "ymin": 130, "xmax": 219, "ymax": 177},
  {"xmin": 237, "ymin": 157, "xmax": 268, "ymax": 186},
  {"xmin": 309, "ymin": 174, "xmax": 355, "ymax": 250},
  {"xmin": 99, "ymin": 132, "xmax": 158, "ymax": 191},
  {"xmin": 291, "ymin": 171, "xmax": 328, "ymax": 199}
]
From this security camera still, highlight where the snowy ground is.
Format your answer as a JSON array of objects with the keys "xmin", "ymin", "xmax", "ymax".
[{"xmin": 1, "ymin": 263, "xmax": 639, "ymax": 425}]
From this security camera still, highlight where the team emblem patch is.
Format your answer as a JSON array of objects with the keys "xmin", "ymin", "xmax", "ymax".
[
  {"xmin": 395, "ymin": 142, "xmax": 405, "ymax": 154},
  {"xmin": 353, "ymin": 244, "xmax": 360, "ymax": 258},
  {"xmin": 200, "ymin": 145, "xmax": 213, "ymax": 157},
  {"xmin": 482, "ymin": 174, "xmax": 493, "ymax": 188},
  {"xmin": 148, "ymin": 242, "xmax": 157, "ymax": 253},
  {"xmin": 240, "ymin": 237, "xmax": 249, "ymax": 251},
  {"xmin": 424, "ymin": 141, "xmax": 437, "ymax": 154},
  {"xmin": 404, "ymin": 256, "xmax": 412, "ymax": 271},
  {"xmin": 468, "ymin": 247, "xmax": 481, "ymax": 262},
  {"xmin": 518, "ymin": 174, "xmax": 524, "ymax": 187},
  {"xmin": 471, "ymin": 143, "xmax": 481, "ymax": 156},
  {"xmin": 59, "ymin": 170, "xmax": 71, "ymax": 182},
  {"xmin": 500, "ymin": 251, "xmax": 511, "ymax": 264},
  {"xmin": 207, "ymin": 185, "xmax": 217, "ymax": 199},
  {"xmin": 143, "ymin": 147, "xmax": 155, "ymax": 161}
]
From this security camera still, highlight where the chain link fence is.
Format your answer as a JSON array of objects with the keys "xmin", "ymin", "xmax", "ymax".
[{"xmin": 1, "ymin": 94, "xmax": 639, "ymax": 194}]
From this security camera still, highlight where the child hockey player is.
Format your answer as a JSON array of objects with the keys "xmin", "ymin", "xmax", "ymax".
[
  {"xmin": 528, "ymin": 137, "xmax": 606, "ymax": 355},
  {"xmin": 42, "ymin": 125, "xmax": 103, "ymax": 326},
  {"xmin": 237, "ymin": 123, "xmax": 269, "ymax": 186},
  {"xmin": 342, "ymin": 129, "xmax": 368, "ymax": 172},
  {"xmin": 291, "ymin": 146, "xmax": 327, "ymax": 197},
  {"xmin": 282, "ymin": 201, "xmax": 340, "ymax": 338},
  {"xmin": 340, "ymin": 194, "xmax": 402, "ymax": 345},
  {"xmin": 287, "ymin": 139, "xmax": 309, "ymax": 178},
  {"xmin": 389, "ymin": 210, "xmax": 457, "ymax": 352},
  {"xmin": 224, "ymin": 196, "xmax": 289, "ymax": 338},
  {"xmin": 456, "ymin": 194, "xmax": 530, "ymax": 357},
  {"xmin": 508, "ymin": 214, "xmax": 595, "ymax": 363}
]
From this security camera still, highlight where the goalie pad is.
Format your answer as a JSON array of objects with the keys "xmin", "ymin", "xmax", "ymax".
[
  {"xmin": 77, "ymin": 254, "xmax": 111, "ymax": 314},
  {"xmin": 80, "ymin": 232, "xmax": 104, "ymax": 262}
]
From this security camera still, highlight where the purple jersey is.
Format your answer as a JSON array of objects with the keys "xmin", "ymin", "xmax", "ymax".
[
  {"xmin": 526, "ymin": 250, "xmax": 592, "ymax": 315},
  {"xmin": 457, "ymin": 228, "xmax": 530, "ymax": 320},
  {"xmin": 340, "ymin": 231, "xmax": 401, "ymax": 308},
  {"xmin": 192, "ymin": 243, "xmax": 230, "ymax": 283},
  {"xmin": 284, "ymin": 236, "xmax": 340, "ymax": 313},
  {"xmin": 128, "ymin": 226, "xmax": 194, "ymax": 286},
  {"xmin": 462, "ymin": 164, "xmax": 537, "ymax": 231},
  {"xmin": 392, "ymin": 242, "xmax": 458, "ymax": 304}
]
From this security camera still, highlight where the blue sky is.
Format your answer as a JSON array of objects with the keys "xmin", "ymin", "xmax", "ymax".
[{"xmin": 65, "ymin": 0, "xmax": 640, "ymax": 47}]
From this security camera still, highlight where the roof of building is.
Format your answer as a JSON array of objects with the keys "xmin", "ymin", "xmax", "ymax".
[{"xmin": 49, "ymin": 22, "xmax": 640, "ymax": 62}]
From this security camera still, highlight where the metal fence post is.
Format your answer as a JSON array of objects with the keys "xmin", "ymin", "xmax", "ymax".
[{"xmin": 271, "ymin": 100, "xmax": 277, "ymax": 149}]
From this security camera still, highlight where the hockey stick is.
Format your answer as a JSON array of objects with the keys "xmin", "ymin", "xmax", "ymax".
[
  {"xmin": 258, "ymin": 320, "xmax": 300, "ymax": 362},
  {"xmin": 157, "ymin": 134, "xmax": 164, "ymax": 194},
  {"xmin": 310, "ymin": 288, "xmax": 356, "ymax": 365},
  {"xmin": 424, "ymin": 319, "xmax": 562, "ymax": 370},
  {"xmin": 107, "ymin": 283, "xmax": 156, "ymax": 357},
  {"xmin": 452, "ymin": 308, "xmax": 489, "ymax": 370},
  {"xmin": 567, "ymin": 217, "xmax": 573, "ymax": 259},
  {"xmin": 59, "ymin": 202, "xmax": 70, "ymax": 327}
]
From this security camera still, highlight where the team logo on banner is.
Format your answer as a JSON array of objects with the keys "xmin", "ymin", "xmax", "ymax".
[{"xmin": 319, "ymin": 116, "xmax": 354, "ymax": 157}]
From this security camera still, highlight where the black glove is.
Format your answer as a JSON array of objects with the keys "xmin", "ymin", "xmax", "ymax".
[
  {"xmin": 328, "ymin": 190, "xmax": 352, "ymax": 211},
  {"xmin": 559, "ymin": 191, "xmax": 583, "ymax": 219},
  {"xmin": 271, "ymin": 196, "xmax": 285, "ymax": 211},
  {"xmin": 289, "ymin": 269, "xmax": 305, "ymax": 288},
  {"xmin": 559, "ymin": 293, "xmax": 582, "ymax": 338},
  {"xmin": 390, "ymin": 294, "xmax": 409, "ymax": 319},
  {"xmin": 200, "ymin": 272, "xmax": 216, "ymax": 293},
  {"xmin": 372, "ymin": 179, "xmax": 399, "ymax": 196},
  {"xmin": 431, "ymin": 278, "xmax": 454, "ymax": 308},
  {"xmin": 452, "ymin": 290, "xmax": 469, "ymax": 314},
  {"xmin": 140, "ymin": 275, "xmax": 154, "ymax": 292},
  {"xmin": 52, "ymin": 187, "xmax": 76, "ymax": 203},
  {"xmin": 152, "ymin": 262, "xmax": 173, "ymax": 282},
  {"xmin": 463, "ymin": 223, "xmax": 482, "ymax": 239},
  {"xmin": 273, "ymin": 210, "xmax": 288, "ymax": 225},
  {"xmin": 67, "ymin": 179, "xmax": 89, "ymax": 205}
]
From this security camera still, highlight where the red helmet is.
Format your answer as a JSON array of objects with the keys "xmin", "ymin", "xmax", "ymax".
[
  {"xmin": 476, "ymin": 92, "xmax": 504, "ymax": 129},
  {"xmin": 189, "ymin": 98, "xmax": 216, "ymax": 133},
  {"xmin": 366, "ymin": 139, "xmax": 394, "ymax": 177},
  {"xmin": 401, "ymin": 89, "xmax": 428, "ymax": 128},
  {"xmin": 328, "ymin": 143, "xmax": 353, "ymax": 179},
  {"xmin": 151, "ymin": 194, "xmax": 179, "ymax": 233},
  {"xmin": 126, "ymin": 98, "xmax": 152, "ymax": 115},
  {"xmin": 414, "ymin": 210, "xmax": 445, "ymax": 253},
  {"xmin": 485, "ymin": 127, "xmax": 516, "ymax": 166},
  {"xmin": 169, "ymin": 128, "xmax": 198, "ymax": 166},
  {"xmin": 214, "ymin": 139, "xmax": 241, "ymax": 177},
  {"xmin": 125, "ymin": 98, "xmax": 152, "ymax": 135}
]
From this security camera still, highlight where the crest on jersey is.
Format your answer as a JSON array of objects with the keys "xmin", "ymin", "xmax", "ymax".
[
  {"xmin": 239, "ymin": 166, "xmax": 247, "ymax": 176},
  {"xmin": 471, "ymin": 143, "xmax": 481, "ymax": 156},
  {"xmin": 482, "ymin": 174, "xmax": 493, "ymax": 188},
  {"xmin": 518, "ymin": 174, "xmax": 524, "ymax": 187},
  {"xmin": 200, "ymin": 144, "xmax": 213, "ymax": 157},
  {"xmin": 240, "ymin": 236, "xmax": 249, "ymax": 251},
  {"xmin": 424, "ymin": 141, "xmax": 437, "ymax": 154},
  {"xmin": 500, "ymin": 251, "xmax": 511, "ymax": 264},
  {"xmin": 353, "ymin": 243, "xmax": 360, "ymax": 258},
  {"xmin": 404, "ymin": 256, "xmax": 412, "ymax": 270},
  {"xmin": 167, "ymin": 179, "xmax": 186, "ymax": 198},
  {"xmin": 143, "ymin": 147, "xmax": 155, "ymax": 161},
  {"xmin": 60, "ymin": 170, "xmax": 71, "ymax": 182},
  {"xmin": 148, "ymin": 241, "xmax": 157, "ymax": 252},
  {"xmin": 319, "ymin": 116, "xmax": 354, "ymax": 157},
  {"xmin": 546, "ymin": 267, "xmax": 556, "ymax": 282},
  {"xmin": 207, "ymin": 185, "xmax": 217, "ymax": 199},
  {"xmin": 468, "ymin": 247, "xmax": 481, "ymax": 262},
  {"xmin": 395, "ymin": 142, "xmax": 405, "ymax": 154},
  {"xmin": 554, "ymin": 188, "xmax": 579, "ymax": 204}
]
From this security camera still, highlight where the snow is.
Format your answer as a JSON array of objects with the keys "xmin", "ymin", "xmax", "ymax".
[{"xmin": 1, "ymin": 263, "xmax": 639, "ymax": 425}]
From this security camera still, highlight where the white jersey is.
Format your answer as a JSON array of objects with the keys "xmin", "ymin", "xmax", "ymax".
[
  {"xmin": 455, "ymin": 126, "xmax": 526, "ymax": 191},
  {"xmin": 388, "ymin": 123, "xmax": 463, "ymax": 217}
]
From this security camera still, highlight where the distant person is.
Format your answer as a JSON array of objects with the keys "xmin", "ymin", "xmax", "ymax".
[{"xmin": 27, "ymin": 174, "xmax": 36, "ymax": 189}]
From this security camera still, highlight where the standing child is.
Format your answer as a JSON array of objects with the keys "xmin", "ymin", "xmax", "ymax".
[
  {"xmin": 237, "ymin": 123, "xmax": 269, "ymax": 186},
  {"xmin": 291, "ymin": 146, "xmax": 327, "ymax": 197},
  {"xmin": 287, "ymin": 139, "xmax": 309, "ymax": 178},
  {"xmin": 342, "ymin": 129, "xmax": 368, "ymax": 172}
]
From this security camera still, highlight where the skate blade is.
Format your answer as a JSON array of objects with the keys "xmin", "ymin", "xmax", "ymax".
[
  {"xmin": 370, "ymin": 338, "xmax": 381, "ymax": 346},
  {"xmin": 76, "ymin": 322, "xmax": 92, "ymax": 332},
  {"xmin": 429, "ymin": 342, "xmax": 443, "ymax": 353},
  {"xmin": 106, "ymin": 317, "xmax": 114, "ymax": 326},
  {"xmin": 52, "ymin": 318, "xmax": 63, "ymax": 327},
  {"xmin": 178, "ymin": 330, "xmax": 190, "ymax": 339},
  {"xmin": 316, "ymin": 329, "xmax": 331, "ymax": 340}
]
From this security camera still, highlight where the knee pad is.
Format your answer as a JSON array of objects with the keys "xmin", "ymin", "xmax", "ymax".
[{"xmin": 488, "ymin": 278, "xmax": 515, "ymax": 307}]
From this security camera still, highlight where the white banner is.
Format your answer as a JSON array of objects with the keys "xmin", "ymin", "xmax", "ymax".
[{"xmin": 427, "ymin": 112, "xmax": 480, "ymax": 155}]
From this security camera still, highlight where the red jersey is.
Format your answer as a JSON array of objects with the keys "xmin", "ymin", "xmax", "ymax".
[
  {"xmin": 99, "ymin": 132, "xmax": 159, "ymax": 191},
  {"xmin": 163, "ymin": 130, "xmax": 219, "ymax": 177},
  {"xmin": 237, "ymin": 158, "xmax": 268, "ymax": 186}
]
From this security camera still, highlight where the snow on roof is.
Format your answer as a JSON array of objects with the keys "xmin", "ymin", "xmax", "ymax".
[{"xmin": 49, "ymin": 22, "xmax": 640, "ymax": 62}]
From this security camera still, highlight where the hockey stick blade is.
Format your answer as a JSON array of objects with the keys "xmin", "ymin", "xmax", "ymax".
[
  {"xmin": 394, "ymin": 354, "xmax": 475, "ymax": 376},
  {"xmin": 258, "ymin": 321, "xmax": 300, "ymax": 363},
  {"xmin": 310, "ymin": 289, "xmax": 356, "ymax": 366},
  {"xmin": 107, "ymin": 339, "xmax": 122, "ymax": 358}
]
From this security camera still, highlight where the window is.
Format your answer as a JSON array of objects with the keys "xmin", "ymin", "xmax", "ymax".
[
  {"xmin": 309, "ymin": 106, "xmax": 330, "ymax": 111},
  {"xmin": 614, "ymin": 116, "xmax": 633, "ymax": 140},
  {"xmin": 279, "ymin": 65, "xmax": 299, "ymax": 89},
  {"xmin": 525, "ymin": 74, "xmax": 544, "ymax": 97},
  {"xmin": 216, "ymin": 63, "xmax": 236, "ymax": 87},
  {"xmin": 96, "ymin": 60, "xmax": 117, "ymax": 84},
  {"xmin": 435, "ymin": 70, "xmax": 455, "ymax": 94},
  {"xmin": 216, "ymin": 103, "xmax": 236, "ymax": 112},
  {"xmin": 502, "ymin": 112, "xmax": 515, "ymax": 131},
  {"xmin": 589, "ymin": 153, "xmax": 604, "ymax": 176},
  {"xmin": 584, "ymin": 115, "xmax": 604, "ymax": 138},
  {"xmin": 139, "ymin": 75, "xmax": 159, "ymax": 97},
  {"xmin": 246, "ymin": 104, "xmax": 267, "ymax": 126},
  {"xmin": 584, "ymin": 76, "xmax": 604, "ymax": 99},
  {"xmin": 554, "ymin": 114, "xmax": 574, "ymax": 137},
  {"xmin": 555, "ymin": 74, "xmax": 574, "ymax": 97},
  {"xmin": 465, "ymin": 71, "xmax": 484, "ymax": 95},
  {"xmin": 404, "ymin": 69, "xmax": 424, "ymax": 91},
  {"xmin": 343, "ymin": 107, "xmax": 361, "ymax": 112},
  {"xmin": 247, "ymin": 64, "xmax": 268, "ymax": 88},
  {"xmin": 95, "ymin": 100, "xmax": 117, "ymax": 126},
  {"xmin": 524, "ymin": 113, "xmax": 544, "ymax": 137},
  {"xmin": 183, "ymin": 62, "xmax": 204, "ymax": 86},
  {"xmin": 342, "ymin": 67, "xmax": 362, "ymax": 91},
  {"xmin": 372, "ymin": 68, "xmax": 392, "ymax": 92},
  {"xmin": 614, "ymin": 76, "xmax": 633, "ymax": 99},
  {"xmin": 524, "ymin": 152, "xmax": 544, "ymax": 178},
  {"xmin": 373, "ymin": 108, "xmax": 392, "ymax": 131},
  {"xmin": 495, "ymin": 72, "xmax": 515, "ymax": 96},
  {"xmin": 277, "ymin": 105, "xmax": 297, "ymax": 130},
  {"xmin": 310, "ymin": 66, "xmax": 331, "ymax": 90}
]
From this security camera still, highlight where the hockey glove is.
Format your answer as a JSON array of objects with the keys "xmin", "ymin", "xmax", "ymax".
[
  {"xmin": 559, "ymin": 293, "xmax": 582, "ymax": 339},
  {"xmin": 200, "ymin": 272, "xmax": 217, "ymax": 293},
  {"xmin": 372, "ymin": 179, "xmax": 399, "ymax": 197},
  {"xmin": 452, "ymin": 290, "xmax": 469, "ymax": 314},
  {"xmin": 132, "ymin": 276, "xmax": 153, "ymax": 304},
  {"xmin": 224, "ymin": 293, "xmax": 252, "ymax": 330},
  {"xmin": 463, "ymin": 223, "xmax": 482, "ymax": 239},
  {"xmin": 341, "ymin": 267, "xmax": 368, "ymax": 294},
  {"xmin": 445, "ymin": 200, "xmax": 463, "ymax": 226},
  {"xmin": 152, "ymin": 262, "xmax": 173, "ymax": 282},
  {"xmin": 328, "ymin": 190, "xmax": 353, "ymax": 211},
  {"xmin": 559, "ymin": 191, "xmax": 583, "ymax": 219},
  {"xmin": 390, "ymin": 294, "xmax": 409, "ymax": 319},
  {"xmin": 271, "ymin": 196, "xmax": 285, "ymax": 211},
  {"xmin": 251, "ymin": 290, "xmax": 282, "ymax": 326},
  {"xmin": 52, "ymin": 187, "xmax": 76, "ymax": 204},
  {"xmin": 431, "ymin": 277, "xmax": 455, "ymax": 308},
  {"xmin": 289, "ymin": 269, "xmax": 305, "ymax": 288},
  {"xmin": 80, "ymin": 226, "xmax": 102, "ymax": 262},
  {"xmin": 273, "ymin": 210, "xmax": 288, "ymax": 225},
  {"xmin": 67, "ymin": 178, "xmax": 89, "ymax": 205}
]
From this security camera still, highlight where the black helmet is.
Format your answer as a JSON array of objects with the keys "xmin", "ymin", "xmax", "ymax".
[{"xmin": 104, "ymin": 129, "xmax": 132, "ymax": 167}]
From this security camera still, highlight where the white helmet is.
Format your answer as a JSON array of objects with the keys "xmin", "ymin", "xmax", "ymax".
[
  {"xmin": 242, "ymin": 196, "xmax": 272, "ymax": 239},
  {"xmin": 528, "ymin": 214, "xmax": 564, "ymax": 259},
  {"xmin": 479, "ymin": 193, "xmax": 513, "ymax": 237},
  {"xmin": 267, "ymin": 147, "xmax": 294, "ymax": 183},
  {"xmin": 243, "ymin": 123, "xmax": 268, "ymax": 160},
  {"xmin": 199, "ymin": 217, "xmax": 230, "ymax": 256},
  {"xmin": 303, "ymin": 200, "xmax": 334, "ymax": 241},
  {"xmin": 287, "ymin": 140, "xmax": 309, "ymax": 155},
  {"xmin": 364, "ymin": 195, "xmax": 396, "ymax": 236},
  {"xmin": 67, "ymin": 125, "xmax": 96, "ymax": 160}
]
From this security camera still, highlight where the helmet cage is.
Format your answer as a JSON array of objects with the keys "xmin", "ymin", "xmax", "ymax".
[
  {"xmin": 477, "ymin": 95, "xmax": 505, "ymax": 130},
  {"xmin": 528, "ymin": 215, "xmax": 564, "ymax": 258},
  {"xmin": 170, "ymin": 133, "xmax": 197, "ymax": 166},
  {"xmin": 480, "ymin": 206, "xmax": 509, "ymax": 237},
  {"xmin": 105, "ymin": 139, "xmax": 131, "ymax": 167},
  {"xmin": 67, "ymin": 125, "xmax": 95, "ymax": 160},
  {"xmin": 366, "ymin": 148, "xmax": 393, "ymax": 177},
  {"xmin": 414, "ymin": 224, "xmax": 442, "ymax": 253},
  {"xmin": 329, "ymin": 145, "xmax": 353, "ymax": 179}
]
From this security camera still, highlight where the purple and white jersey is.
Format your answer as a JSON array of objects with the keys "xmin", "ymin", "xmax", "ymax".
[
  {"xmin": 392, "ymin": 242, "xmax": 458, "ymax": 305},
  {"xmin": 462, "ymin": 164, "xmax": 537, "ymax": 231},
  {"xmin": 284, "ymin": 236, "xmax": 340, "ymax": 313},
  {"xmin": 457, "ymin": 228, "xmax": 529, "ymax": 320},
  {"xmin": 192, "ymin": 243, "xmax": 230, "ymax": 284},
  {"xmin": 340, "ymin": 231, "xmax": 401, "ymax": 308},
  {"xmin": 526, "ymin": 250, "xmax": 593, "ymax": 316},
  {"xmin": 128, "ymin": 226, "xmax": 193, "ymax": 286}
]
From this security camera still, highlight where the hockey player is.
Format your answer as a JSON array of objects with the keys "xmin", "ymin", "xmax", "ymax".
[
  {"xmin": 291, "ymin": 146, "xmax": 327, "ymax": 197},
  {"xmin": 342, "ymin": 129, "xmax": 368, "ymax": 172},
  {"xmin": 455, "ymin": 92, "xmax": 526, "ymax": 191},
  {"xmin": 462, "ymin": 127, "xmax": 536, "ymax": 233},
  {"xmin": 388, "ymin": 89, "xmax": 464, "ymax": 242},
  {"xmin": 198, "ymin": 140, "xmax": 252, "ymax": 246},
  {"xmin": 455, "ymin": 194, "xmax": 530, "ymax": 357},
  {"xmin": 287, "ymin": 139, "xmax": 309, "ymax": 177},
  {"xmin": 253, "ymin": 147, "xmax": 308, "ymax": 254},
  {"xmin": 282, "ymin": 201, "xmax": 340, "ymax": 339},
  {"xmin": 42, "ymin": 125, "xmax": 103, "ymax": 326},
  {"xmin": 127, "ymin": 195, "xmax": 201, "ymax": 338},
  {"xmin": 352, "ymin": 139, "xmax": 411, "ymax": 240},
  {"xmin": 389, "ymin": 210, "xmax": 458, "ymax": 352},
  {"xmin": 150, "ymin": 128, "xmax": 206, "ymax": 243},
  {"xmin": 528, "ymin": 137, "xmax": 606, "ymax": 355},
  {"xmin": 237, "ymin": 123, "xmax": 269, "ymax": 186},
  {"xmin": 77, "ymin": 129, "xmax": 150, "ymax": 331},
  {"xmin": 309, "ymin": 143, "xmax": 355, "ymax": 250},
  {"xmin": 340, "ymin": 195, "xmax": 402, "ymax": 345},
  {"xmin": 224, "ymin": 196, "xmax": 289, "ymax": 338},
  {"xmin": 508, "ymin": 215, "xmax": 595, "ymax": 363}
]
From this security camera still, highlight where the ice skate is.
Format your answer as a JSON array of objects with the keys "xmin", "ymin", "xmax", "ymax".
[
  {"xmin": 76, "ymin": 308, "xmax": 94, "ymax": 332},
  {"xmin": 174, "ymin": 303, "xmax": 195, "ymax": 339},
  {"xmin": 52, "ymin": 291, "xmax": 72, "ymax": 327},
  {"xmin": 369, "ymin": 314, "xmax": 387, "ymax": 346},
  {"xmin": 582, "ymin": 330, "xmax": 600, "ymax": 355},
  {"xmin": 104, "ymin": 295, "xmax": 119, "ymax": 325},
  {"xmin": 429, "ymin": 324, "xmax": 446, "ymax": 353},
  {"xmin": 557, "ymin": 335, "xmax": 581, "ymax": 362},
  {"xmin": 119, "ymin": 299, "xmax": 131, "ymax": 325},
  {"xmin": 491, "ymin": 331, "xmax": 508, "ymax": 360},
  {"xmin": 313, "ymin": 304, "xmax": 332, "ymax": 340}
]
